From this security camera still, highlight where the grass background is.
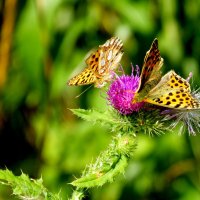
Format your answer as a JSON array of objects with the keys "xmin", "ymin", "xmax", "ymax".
[{"xmin": 0, "ymin": 0, "xmax": 200, "ymax": 199}]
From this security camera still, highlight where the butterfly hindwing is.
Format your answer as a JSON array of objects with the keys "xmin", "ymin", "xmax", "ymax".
[{"xmin": 145, "ymin": 71, "xmax": 200, "ymax": 109}]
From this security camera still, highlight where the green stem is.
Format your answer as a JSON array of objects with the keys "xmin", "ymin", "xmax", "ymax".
[
  {"xmin": 70, "ymin": 188, "xmax": 85, "ymax": 200},
  {"xmin": 71, "ymin": 134, "xmax": 137, "ymax": 189}
]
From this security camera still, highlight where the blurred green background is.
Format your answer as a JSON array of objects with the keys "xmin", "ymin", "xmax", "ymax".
[{"xmin": 0, "ymin": 0, "xmax": 200, "ymax": 199}]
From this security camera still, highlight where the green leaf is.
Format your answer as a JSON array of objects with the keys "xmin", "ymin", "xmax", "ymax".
[
  {"xmin": 0, "ymin": 169, "xmax": 61, "ymax": 200},
  {"xmin": 70, "ymin": 108, "xmax": 119, "ymax": 125},
  {"xmin": 70, "ymin": 108, "xmax": 170, "ymax": 136},
  {"xmin": 70, "ymin": 108, "xmax": 134, "ymax": 132}
]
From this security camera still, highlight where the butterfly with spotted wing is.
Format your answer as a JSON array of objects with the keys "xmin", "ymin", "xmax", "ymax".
[
  {"xmin": 133, "ymin": 38, "xmax": 200, "ymax": 109},
  {"xmin": 68, "ymin": 37, "xmax": 123, "ymax": 88}
]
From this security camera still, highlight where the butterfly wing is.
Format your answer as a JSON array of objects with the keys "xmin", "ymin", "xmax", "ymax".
[
  {"xmin": 69, "ymin": 37, "xmax": 123, "ymax": 88},
  {"xmin": 134, "ymin": 38, "xmax": 164, "ymax": 102},
  {"xmin": 85, "ymin": 49, "xmax": 101, "ymax": 77},
  {"xmin": 85, "ymin": 37, "xmax": 123, "ymax": 76},
  {"xmin": 68, "ymin": 68, "xmax": 97, "ymax": 86},
  {"xmin": 98, "ymin": 37, "xmax": 123, "ymax": 75},
  {"xmin": 145, "ymin": 70, "xmax": 200, "ymax": 109}
]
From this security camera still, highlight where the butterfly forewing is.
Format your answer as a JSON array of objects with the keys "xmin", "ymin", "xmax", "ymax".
[
  {"xmin": 145, "ymin": 71, "xmax": 200, "ymax": 109},
  {"xmin": 138, "ymin": 39, "xmax": 163, "ymax": 91},
  {"xmin": 134, "ymin": 38, "xmax": 164, "ymax": 102},
  {"xmin": 68, "ymin": 68, "xmax": 97, "ymax": 86}
]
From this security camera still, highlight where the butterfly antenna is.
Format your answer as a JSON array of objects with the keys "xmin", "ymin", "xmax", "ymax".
[
  {"xmin": 118, "ymin": 63, "xmax": 125, "ymax": 74},
  {"xmin": 130, "ymin": 63, "xmax": 135, "ymax": 75},
  {"xmin": 75, "ymin": 85, "xmax": 93, "ymax": 98}
]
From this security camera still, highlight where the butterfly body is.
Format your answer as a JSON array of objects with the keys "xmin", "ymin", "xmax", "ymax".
[
  {"xmin": 133, "ymin": 38, "xmax": 200, "ymax": 110},
  {"xmin": 68, "ymin": 37, "xmax": 123, "ymax": 88}
]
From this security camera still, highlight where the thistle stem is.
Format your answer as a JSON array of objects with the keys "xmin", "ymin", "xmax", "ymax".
[{"xmin": 70, "ymin": 133, "xmax": 137, "ymax": 199}]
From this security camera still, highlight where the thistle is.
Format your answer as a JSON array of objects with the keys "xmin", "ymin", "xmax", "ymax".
[
  {"xmin": 107, "ymin": 68, "xmax": 200, "ymax": 136},
  {"xmin": 69, "ymin": 38, "xmax": 200, "ymax": 200}
]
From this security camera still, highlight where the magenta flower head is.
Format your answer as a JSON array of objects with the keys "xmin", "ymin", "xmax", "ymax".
[{"xmin": 107, "ymin": 66, "xmax": 144, "ymax": 115}]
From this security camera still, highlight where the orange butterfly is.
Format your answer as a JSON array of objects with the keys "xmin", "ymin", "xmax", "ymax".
[
  {"xmin": 68, "ymin": 37, "xmax": 123, "ymax": 88},
  {"xmin": 133, "ymin": 38, "xmax": 200, "ymax": 109}
]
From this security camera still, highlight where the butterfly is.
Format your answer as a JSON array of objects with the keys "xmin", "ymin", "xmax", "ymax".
[
  {"xmin": 133, "ymin": 38, "xmax": 200, "ymax": 109},
  {"xmin": 68, "ymin": 37, "xmax": 123, "ymax": 88}
]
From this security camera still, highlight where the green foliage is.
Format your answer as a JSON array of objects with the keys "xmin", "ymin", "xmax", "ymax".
[
  {"xmin": 0, "ymin": 169, "xmax": 61, "ymax": 200},
  {"xmin": 0, "ymin": 0, "xmax": 200, "ymax": 200},
  {"xmin": 70, "ymin": 108, "xmax": 170, "ymax": 136},
  {"xmin": 69, "ymin": 107, "xmax": 172, "ymax": 199},
  {"xmin": 71, "ymin": 135, "xmax": 135, "ymax": 188}
]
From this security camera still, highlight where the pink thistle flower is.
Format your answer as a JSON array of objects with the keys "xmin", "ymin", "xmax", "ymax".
[{"xmin": 107, "ymin": 66, "xmax": 144, "ymax": 115}]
